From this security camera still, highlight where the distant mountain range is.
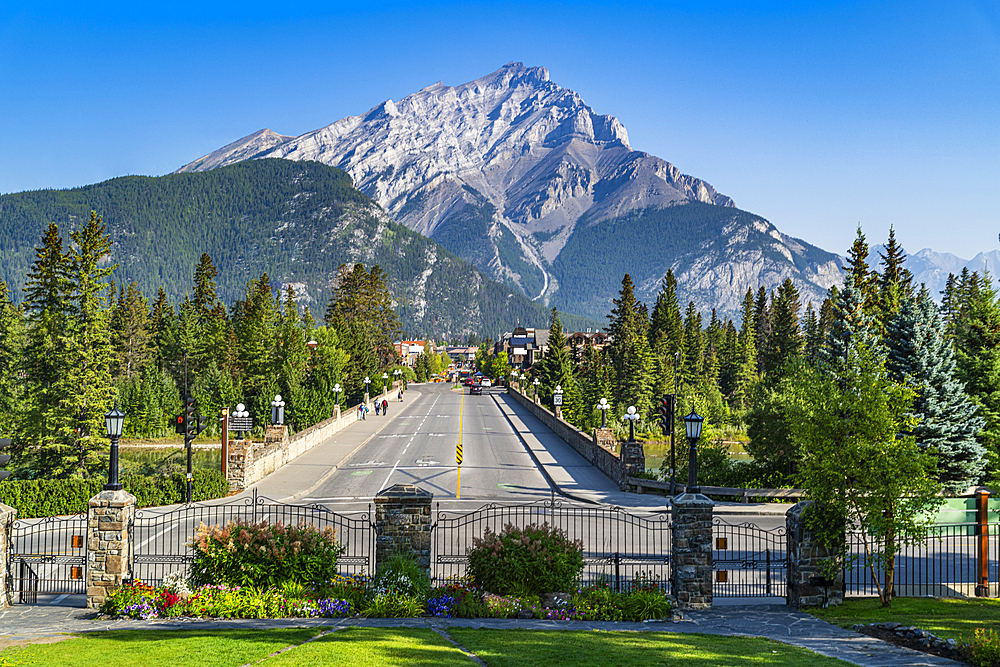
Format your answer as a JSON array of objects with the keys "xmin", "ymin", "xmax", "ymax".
[
  {"xmin": 177, "ymin": 62, "xmax": 844, "ymax": 321},
  {"xmin": 873, "ymin": 245, "xmax": 1000, "ymax": 299},
  {"xmin": 0, "ymin": 159, "xmax": 600, "ymax": 338}
]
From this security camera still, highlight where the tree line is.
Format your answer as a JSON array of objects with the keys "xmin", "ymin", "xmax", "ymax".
[
  {"xmin": 517, "ymin": 225, "xmax": 997, "ymax": 498},
  {"xmin": 0, "ymin": 213, "xmax": 408, "ymax": 480}
]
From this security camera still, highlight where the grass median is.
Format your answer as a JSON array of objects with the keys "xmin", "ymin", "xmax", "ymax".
[
  {"xmin": 0, "ymin": 627, "xmax": 855, "ymax": 667},
  {"xmin": 807, "ymin": 596, "xmax": 1000, "ymax": 642}
]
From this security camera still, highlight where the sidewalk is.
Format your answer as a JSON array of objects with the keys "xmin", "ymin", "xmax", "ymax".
[
  {"xmin": 0, "ymin": 603, "xmax": 963, "ymax": 666},
  {"xmin": 243, "ymin": 391, "xmax": 409, "ymax": 503},
  {"xmin": 494, "ymin": 392, "xmax": 792, "ymax": 517}
]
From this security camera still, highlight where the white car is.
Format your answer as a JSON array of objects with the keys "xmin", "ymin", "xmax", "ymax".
[{"xmin": 480, "ymin": 378, "xmax": 492, "ymax": 387}]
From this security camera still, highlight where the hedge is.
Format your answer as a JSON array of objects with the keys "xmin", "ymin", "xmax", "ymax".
[{"xmin": 0, "ymin": 469, "xmax": 228, "ymax": 518}]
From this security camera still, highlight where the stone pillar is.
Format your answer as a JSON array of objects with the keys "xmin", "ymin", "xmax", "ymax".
[
  {"xmin": 620, "ymin": 439, "xmax": 645, "ymax": 479},
  {"xmin": 265, "ymin": 425, "xmax": 288, "ymax": 448},
  {"xmin": 671, "ymin": 492, "xmax": 714, "ymax": 609},
  {"xmin": 786, "ymin": 500, "xmax": 844, "ymax": 608},
  {"xmin": 374, "ymin": 484, "xmax": 432, "ymax": 575},
  {"xmin": 87, "ymin": 489, "xmax": 136, "ymax": 610},
  {"xmin": 0, "ymin": 503, "xmax": 15, "ymax": 609},
  {"xmin": 594, "ymin": 427, "xmax": 616, "ymax": 453},
  {"xmin": 227, "ymin": 438, "xmax": 253, "ymax": 492}
]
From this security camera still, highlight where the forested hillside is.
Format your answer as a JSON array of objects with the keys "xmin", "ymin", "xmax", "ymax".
[{"xmin": 0, "ymin": 159, "xmax": 597, "ymax": 338}]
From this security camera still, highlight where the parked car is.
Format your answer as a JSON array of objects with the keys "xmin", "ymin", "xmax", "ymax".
[
  {"xmin": 470, "ymin": 384, "xmax": 482, "ymax": 395},
  {"xmin": 480, "ymin": 378, "xmax": 492, "ymax": 387}
]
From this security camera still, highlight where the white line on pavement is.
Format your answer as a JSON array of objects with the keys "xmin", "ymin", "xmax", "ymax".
[{"xmin": 378, "ymin": 460, "xmax": 401, "ymax": 492}]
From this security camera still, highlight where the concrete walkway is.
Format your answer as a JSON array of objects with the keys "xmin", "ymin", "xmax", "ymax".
[{"xmin": 0, "ymin": 603, "xmax": 963, "ymax": 666}]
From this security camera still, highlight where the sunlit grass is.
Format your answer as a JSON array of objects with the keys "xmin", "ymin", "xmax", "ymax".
[
  {"xmin": 809, "ymin": 596, "xmax": 1000, "ymax": 642},
  {"xmin": 449, "ymin": 629, "xmax": 853, "ymax": 666}
]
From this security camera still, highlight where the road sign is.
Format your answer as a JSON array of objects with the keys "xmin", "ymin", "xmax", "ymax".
[
  {"xmin": 553, "ymin": 393, "xmax": 563, "ymax": 406},
  {"xmin": 456, "ymin": 443, "xmax": 463, "ymax": 466}
]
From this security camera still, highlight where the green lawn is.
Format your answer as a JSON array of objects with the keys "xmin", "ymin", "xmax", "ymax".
[
  {"xmin": 0, "ymin": 627, "xmax": 855, "ymax": 667},
  {"xmin": 808, "ymin": 596, "xmax": 1000, "ymax": 642}
]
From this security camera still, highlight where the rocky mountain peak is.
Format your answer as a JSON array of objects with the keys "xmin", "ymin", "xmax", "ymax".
[{"xmin": 177, "ymin": 64, "xmax": 842, "ymax": 322}]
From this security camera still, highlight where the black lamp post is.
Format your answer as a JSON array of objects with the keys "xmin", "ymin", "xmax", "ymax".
[
  {"xmin": 683, "ymin": 407, "xmax": 704, "ymax": 494},
  {"xmin": 271, "ymin": 394, "xmax": 285, "ymax": 425},
  {"xmin": 597, "ymin": 398, "xmax": 610, "ymax": 428},
  {"xmin": 104, "ymin": 403, "xmax": 125, "ymax": 491},
  {"xmin": 624, "ymin": 405, "xmax": 639, "ymax": 442},
  {"xmin": 382, "ymin": 372, "xmax": 389, "ymax": 395}
]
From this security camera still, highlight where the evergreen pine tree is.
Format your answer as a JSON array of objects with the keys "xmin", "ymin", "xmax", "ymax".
[
  {"xmin": 845, "ymin": 225, "xmax": 880, "ymax": 321},
  {"xmin": 823, "ymin": 274, "xmax": 880, "ymax": 368},
  {"xmin": 110, "ymin": 281, "xmax": 151, "ymax": 380},
  {"xmin": 763, "ymin": 278, "xmax": 804, "ymax": 377},
  {"xmin": 733, "ymin": 288, "xmax": 758, "ymax": 408},
  {"xmin": 953, "ymin": 271, "xmax": 1000, "ymax": 485},
  {"xmin": 682, "ymin": 301, "xmax": 704, "ymax": 387},
  {"xmin": 606, "ymin": 274, "xmax": 654, "ymax": 418},
  {"xmin": 0, "ymin": 280, "xmax": 23, "ymax": 435},
  {"xmin": 754, "ymin": 286, "xmax": 771, "ymax": 366},
  {"xmin": 887, "ymin": 288, "xmax": 986, "ymax": 492},
  {"xmin": 877, "ymin": 226, "xmax": 914, "ymax": 335},
  {"xmin": 533, "ymin": 308, "xmax": 575, "ymax": 414}
]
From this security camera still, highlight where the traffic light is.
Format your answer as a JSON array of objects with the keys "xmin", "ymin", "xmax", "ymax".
[
  {"xmin": 660, "ymin": 395, "xmax": 674, "ymax": 435},
  {"xmin": 0, "ymin": 437, "xmax": 11, "ymax": 482},
  {"xmin": 196, "ymin": 413, "xmax": 208, "ymax": 436},
  {"xmin": 174, "ymin": 413, "xmax": 186, "ymax": 434},
  {"xmin": 183, "ymin": 395, "xmax": 196, "ymax": 438}
]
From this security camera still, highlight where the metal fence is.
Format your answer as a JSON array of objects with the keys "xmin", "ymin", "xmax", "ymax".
[
  {"xmin": 130, "ymin": 490, "xmax": 375, "ymax": 586},
  {"xmin": 10, "ymin": 514, "xmax": 88, "ymax": 603},
  {"xmin": 430, "ymin": 499, "xmax": 671, "ymax": 592},
  {"xmin": 845, "ymin": 522, "xmax": 999, "ymax": 598},
  {"xmin": 712, "ymin": 517, "xmax": 787, "ymax": 597}
]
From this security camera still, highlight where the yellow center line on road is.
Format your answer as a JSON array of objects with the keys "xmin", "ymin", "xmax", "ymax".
[{"xmin": 457, "ymin": 389, "xmax": 464, "ymax": 499}]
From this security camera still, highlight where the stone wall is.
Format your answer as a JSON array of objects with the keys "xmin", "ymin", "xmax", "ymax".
[
  {"xmin": 0, "ymin": 503, "xmax": 14, "ymax": 609},
  {"xmin": 87, "ymin": 489, "xmax": 136, "ymax": 610},
  {"xmin": 786, "ymin": 500, "xmax": 844, "ymax": 608},
  {"xmin": 507, "ymin": 388, "xmax": 630, "ymax": 487},
  {"xmin": 226, "ymin": 403, "xmax": 363, "ymax": 491},
  {"xmin": 671, "ymin": 492, "xmax": 714, "ymax": 609},
  {"xmin": 374, "ymin": 484, "xmax": 432, "ymax": 574}
]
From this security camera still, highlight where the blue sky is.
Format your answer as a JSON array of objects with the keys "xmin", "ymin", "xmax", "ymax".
[{"xmin": 2, "ymin": 1, "xmax": 997, "ymax": 260}]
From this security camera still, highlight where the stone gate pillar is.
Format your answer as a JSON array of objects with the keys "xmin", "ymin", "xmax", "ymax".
[
  {"xmin": 0, "ymin": 503, "xmax": 15, "ymax": 609},
  {"xmin": 374, "ymin": 484, "xmax": 432, "ymax": 575},
  {"xmin": 786, "ymin": 500, "xmax": 844, "ymax": 608},
  {"xmin": 87, "ymin": 489, "xmax": 136, "ymax": 610},
  {"xmin": 671, "ymin": 492, "xmax": 714, "ymax": 608}
]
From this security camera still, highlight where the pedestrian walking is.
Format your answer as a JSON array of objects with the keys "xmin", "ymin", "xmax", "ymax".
[
  {"xmin": 358, "ymin": 403, "xmax": 366, "ymax": 420},
  {"xmin": 374, "ymin": 401, "xmax": 381, "ymax": 416},
  {"xmin": 382, "ymin": 398, "xmax": 388, "ymax": 415},
  {"xmin": 398, "ymin": 389, "xmax": 403, "ymax": 401}
]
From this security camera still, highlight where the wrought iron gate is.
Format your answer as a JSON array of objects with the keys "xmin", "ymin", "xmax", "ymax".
[
  {"xmin": 712, "ymin": 517, "xmax": 787, "ymax": 597},
  {"xmin": 10, "ymin": 514, "xmax": 88, "ymax": 603},
  {"xmin": 130, "ymin": 491, "xmax": 375, "ymax": 586},
  {"xmin": 430, "ymin": 499, "xmax": 671, "ymax": 591}
]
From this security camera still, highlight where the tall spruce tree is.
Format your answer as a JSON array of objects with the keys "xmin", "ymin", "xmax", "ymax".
[
  {"xmin": 887, "ymin": 288, "xmax": 986, "ymax": 492},
  {"xmin": 606, "ymin": 274, "xmax": 654, "ymax": 418},
  {"xmin": 733, "ymin": 288, "xmax": 758, "ymax": 408},
  {"xmin": 762, "ymin": 278, "xmax": 803, "ymax": 378},
  {"xmin": 953, "ymin": 271, "xmax": 1000, "ymax": 485},
  {"xmin": 877, "ymin": 226, "xmax": 914, "ymax": 334},
  {"xmin": 533, "ymin": 308, "xmax": 576, "ymax": 415},
  {"xmin": 823, "ymin": 274, "xmax": 880, "ymax": 368},
  {"xmin": 0, "ymin": 280, "xmax": 23, "ymax": 435},
  {"xmin": 110, "ymin": 281, "xmax": 151, "ymax": 380}
]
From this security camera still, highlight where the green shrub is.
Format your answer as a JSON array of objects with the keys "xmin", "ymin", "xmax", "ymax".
[
  {"xmin": 189, "ymin": 518, "xmax": 344, "ymax": 588},
  {"xmin": 0, "ymin": 469, "xmax": 226, "ymax": 518},
  {"xmin": 965, "ymin": 628, "xmax": 1000, "ymax": 667},
  {"xmin": 467, "ymin": 522, "xmax": 584, "ymax": 595},
  {"xmin": 362, "ymin": 592, "xmax": 425, "ymax": 618},
  {"xmin": 369, "ymin": 553, "xmax": 431, "ymax": 598}
]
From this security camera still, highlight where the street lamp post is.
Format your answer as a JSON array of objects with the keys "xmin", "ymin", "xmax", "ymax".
[
  {"xmin": 271, "ymin": 394, "xmax": 286, "ymax": 426},
  {"xmin": 333, "ymin": 383, "xmax": 342, "ymax": 418},
  {"xmin": 532, "ymin": 378, "xmax": 540, "ymax": 403},
  {"xmin": 104, "ymin": 403, "xmax": 125, "ymax": 491},
  {"xmin": 597, "ymin": 398, "xmax": 610, "ymax": 428},
  {"xmin": 683, "ymin": 407, "xmax": 704, "ymax": 494},
  {"xmin": 393, "ymin": 368, "xmax": 401, "ymax": 390},
  {"xmin": 509, "ymin": 370, "xmax": 517, "ymax": 391},
  {"xmin": 382, "ymin": 372, "xmax": 389, "ymax": 395},
  {"xmin": 671, "ymin": 352, "xmax": 679, "ymax": 496},
  {"xmin": 553, "ymin": 384, "xmax": 564, "ymax": 420},
  {"xmin": 364, "ymin": 376, "xmax": 371, "ymax": 404},
  {"xmin": 231, "ymin": 403, "xmax": 251, "ymax": 440},
  {"xmin": 624, "ymin": 405, "xmax": 640, "ymax": 444},
  {"xmin": 519, "ymin": 373, "xmax": 526, "ymax": 392}
]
